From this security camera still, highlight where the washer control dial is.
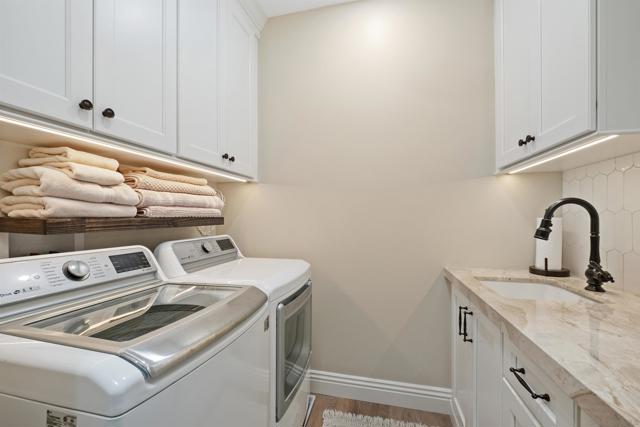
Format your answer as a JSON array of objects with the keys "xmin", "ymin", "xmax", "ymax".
[
  {"xmin": 201, "ymin": 242, "xmax": 214, "ymax": 253},
  {"xmin": 62, "ymin": 260, "xmax": 91, "ymax": 281}
]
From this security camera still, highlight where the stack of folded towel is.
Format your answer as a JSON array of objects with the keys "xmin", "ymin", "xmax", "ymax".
[
  {"xmin": 120, "ymin": 165, "xmax": 224, "ymax": 218},
  {"xmin": 0, "ymin": 147, "xmax": 137, "ymax": 218}
]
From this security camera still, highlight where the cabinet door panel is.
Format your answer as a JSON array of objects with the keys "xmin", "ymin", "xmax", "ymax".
[
  {"xmin": 0, "ymin": 0, "xmax": 93, "ymax": 127},
  {"xmin": 221, "ymin": 0, "xmax": 257, "ymax": 178},
  {"xmin": 94, "ymin": 0, "xmax": 177, "ymax": 153},
  {"xmin": 452, "ymin": 290, "xmax": 474, "ymax": 427},
  {"xmin": 177, "ymin": 0, "xmax": 224, "ymax": 168},
  {"xmin": 476, "ymin": 313, "xmax": 501, "ymax": 427},
  {"xmin": 537, "ymin": 0, "xmax": 596, "ymax": 151},
  {"xmin": 495, "ymin": 0, "xmax": 540, "ymax": 168}
]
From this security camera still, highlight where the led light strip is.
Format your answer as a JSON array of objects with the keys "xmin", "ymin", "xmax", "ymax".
[
  {"xmin": 0, "ymin": 115, "xmax": 249, "ymax": 183},
  {"xmin": 507, "ymin": 134, "xmax": 619, "ymax": 174}
]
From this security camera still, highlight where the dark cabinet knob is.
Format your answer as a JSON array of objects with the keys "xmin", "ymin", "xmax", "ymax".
[
  {"xmin": 222, "ymin": 153, "xmax": 229, "ymax": 160},
  {"xmin": 78, "ymin": 99, "xmax": 93, "ymax": 110},
  {"xmin": 518, "ymin": 138, "xmax": 526, "ymax": 147},
  {"xmin": 525, "ymin": 134, "xmax": 536, "ymax": 143},
  {"xmin": 102, "ymin": 108, "xmax": 115, "ymax": 118},
  {"xmin": 229, "ymin": 156, "xmax": 236, "ymax": 162}
]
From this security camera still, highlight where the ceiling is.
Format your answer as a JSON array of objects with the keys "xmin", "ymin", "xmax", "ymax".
[{"xmin": 256, "ymin": 0, "xmax": 357, "ymax": 17}]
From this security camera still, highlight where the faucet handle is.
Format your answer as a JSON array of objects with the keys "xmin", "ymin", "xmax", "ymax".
[{"xmin": 585, "ymin": 261, "xmax": 614, "ymax": 292}]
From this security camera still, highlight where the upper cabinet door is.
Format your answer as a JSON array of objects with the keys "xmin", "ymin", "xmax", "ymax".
[
  {"xmin": 495, "ymin": 0, "xmax": 540, "ymax": 169},
  {"xmin": 537, "ymin": 0, "xmax": 596, "ymax": 152},
  {"xmin": 94, "ymin": 0, "xmax": 177, "ymax": 154},
  {"xmin": 177, "ymin": 0, "xmax": 225, "ymax": 169},
  {"xmin": 221, "ymin": 0, "xmax": 258, "ymax": 178},
  {"xmin": 0, "ymin": 0, "xmax": 93, "ymax": 128}
]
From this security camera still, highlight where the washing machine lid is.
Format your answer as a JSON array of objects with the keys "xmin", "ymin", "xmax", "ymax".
[
  {"xmin": 1, "ymin": 282, "xmax": 266, "ymax": 379},
  {"xmin": 182, "ymin": 258, "xmax": 311, "ymax": 300}
]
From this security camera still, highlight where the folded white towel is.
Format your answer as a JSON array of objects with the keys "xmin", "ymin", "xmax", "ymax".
[
  {"xmin": 119, "ymin": 165, "xmax": 208, "ymax": 186},
  {"xmin": 0, "ymin": 196, "xmax": 136, "ymax": 218},
  {"xmin": 20, "ymin": 147, "xmax": 119, "ymax": 171},
  {"xmin": 15, "ymin": 159, "xmax": 124, "ymax": 185},
  {"xmin": 124, "ymin": 173, "xmax": 220, "ymax": 196},
  {"xmin": 1, "ymin": 167, "xmax": 138, "ymax": 206},
  {"xmin": 134, "ymin": 189, "xmax": 225, "ymax": 209},
  {"xmin": 136, "ymin": 206, "xmax": 222, "ymax": 218}
]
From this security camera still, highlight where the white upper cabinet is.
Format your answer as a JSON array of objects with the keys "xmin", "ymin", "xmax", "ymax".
[
  {"xmin": 495, "ymin": 0, "xmax": 540, "ymax": 168},
  {"xmin": 537, "ymin": 0, "xmax": 595, "ymax": 151},
  {"xmin": 221, "ymin": 0, "xmax": 258, "ymax": 178},
  {"xmin": 0, "ymin": 0, "xmax": 93, "ymax": 128},
  {"xmin": 177, "ymin": 0, "xmax": 225, "ymax": 170},
  {"xmin": 495, "ymin": 0, "xmax": 596, "ymax": 169},
  {"xmin": 94, "ymin": 0, "xmax": 178, "ymax": 154}
]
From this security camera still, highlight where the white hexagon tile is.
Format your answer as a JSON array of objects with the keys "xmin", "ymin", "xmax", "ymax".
[{"xmin": 563, "ymin": 152, "xmax": 640, "ymax": 294}]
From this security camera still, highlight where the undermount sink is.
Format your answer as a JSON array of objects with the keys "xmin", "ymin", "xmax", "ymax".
[{"xmin": 479, "ymin": 280, "xmax": 588, "ymax": 303}]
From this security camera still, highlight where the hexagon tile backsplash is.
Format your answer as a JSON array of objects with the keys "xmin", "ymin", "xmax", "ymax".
[{"xmin": 562, "ymin": 152, "xmax": 640, "ymax": 294}]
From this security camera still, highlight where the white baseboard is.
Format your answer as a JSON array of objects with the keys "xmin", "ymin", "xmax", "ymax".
[{"xmin": 309, "ymin": 370, "xmax": 452, "ymax": 416}]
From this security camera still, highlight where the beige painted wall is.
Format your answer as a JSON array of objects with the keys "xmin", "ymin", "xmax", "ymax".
[{"xmin": 219, "ymin": 0, "xmax": 562, "ymax": 388}]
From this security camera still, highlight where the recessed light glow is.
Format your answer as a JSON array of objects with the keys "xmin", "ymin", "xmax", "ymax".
[
  {"xmin": 507, "ymin": 135, "xmax": 620, "ymax": 174},
  {"xmin": 0, "ymin": 115, "xmax": 249, "ymax": 183}
]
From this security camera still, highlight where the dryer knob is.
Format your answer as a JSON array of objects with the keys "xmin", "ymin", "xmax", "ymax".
[
  {"xmin": 62, "ymin": 260, "xmax": 90, "ymax": 281},
  {"xmin": 201, "ymin": 242, "xmax": 214, "ymax": 253}
]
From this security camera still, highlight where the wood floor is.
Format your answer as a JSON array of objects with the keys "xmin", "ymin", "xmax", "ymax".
[{"xmin": 307, "ymin": 394, "xmax": 453, "ymax": 427}]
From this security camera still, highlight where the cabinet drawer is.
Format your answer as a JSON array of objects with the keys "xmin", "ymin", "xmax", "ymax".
[{"xmin": 503, "ymin": 337, "xmax": 574, "ymax": 427}]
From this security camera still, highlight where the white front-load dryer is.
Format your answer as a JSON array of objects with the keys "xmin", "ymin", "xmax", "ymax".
[{"xmin": 155, "ymin": 235, "xmax": 312, "ymax": 427}]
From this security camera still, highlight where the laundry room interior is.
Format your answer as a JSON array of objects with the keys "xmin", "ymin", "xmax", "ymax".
[{"xmin": 0, "ymin": 1, "xmax": 639, "ymax": 427}]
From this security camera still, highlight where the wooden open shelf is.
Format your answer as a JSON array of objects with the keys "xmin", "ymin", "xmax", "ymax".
[{"xmin": 0, "ymin": 216, "xmax": 224, "ymax": 235}]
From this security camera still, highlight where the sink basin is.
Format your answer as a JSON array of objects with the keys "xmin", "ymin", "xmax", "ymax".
[{"xmin": 479, "ymin": 280, "xmax": 587, "ymax": 303}]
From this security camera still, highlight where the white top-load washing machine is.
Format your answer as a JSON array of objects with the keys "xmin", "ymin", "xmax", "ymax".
[
  {"xmin": 0, "ymin": 246, "xmax": 270, "ymax": 427},
  {"xmin": 155, "ymin": 235, "xmax": 312, "ymax": 427}
]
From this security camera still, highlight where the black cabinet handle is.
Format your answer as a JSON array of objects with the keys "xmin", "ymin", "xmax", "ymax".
[
  {"xmin": 463, "ymin": 310, "xmax": 473, "ymax": 343},
  {"xmin": 78, "ymin": 99, "xmax": 93, "ymax": 111},
  {"xmin": 102, "ymin": 108, "xmax": 115, "ymax": 118},
  {"xmin": 229, "ymin": 155, "xmax": 236, "ymax": 162},
  {"xmin": 525, "ymin": 134, "xmax": 536, "ymax": 143},
  {"xmin": 509, "ymin": 367, "xmax": 550, "ymax": 402},
  {"xmin": 458, "ymin": 306, "xmax": 468, "ymax": 336},
  {"xmin": 518, "ymin": 138, "xmax": 526, "ymax": 147},
  {"xmin": 222, "ymin": 153, "xmax": 229, "ymax": 160}
]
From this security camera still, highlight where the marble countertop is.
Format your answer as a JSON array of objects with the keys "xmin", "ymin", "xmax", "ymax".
[{"xmin": 444, "ymin": 268, "xmax": 640, "ymax": 427}]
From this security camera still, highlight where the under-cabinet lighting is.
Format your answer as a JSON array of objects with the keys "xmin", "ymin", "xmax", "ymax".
[
  {"xmin": 507, "ymin": 134, "xmax": 620, "ymax": 174},
  {"xmin": 0, "ymin": 115, "xmax": 249, "ymax": 183}
]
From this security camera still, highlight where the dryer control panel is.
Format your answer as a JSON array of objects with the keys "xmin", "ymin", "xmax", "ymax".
[
  {"xmin": 0, "ymin": 247, "xmax": 158, "ymax": 308},
  {"xmin": 172, "ymin": 237, "xmax": 239, "ymax": 272}
]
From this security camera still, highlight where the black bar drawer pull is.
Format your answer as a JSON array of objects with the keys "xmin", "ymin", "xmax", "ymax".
[
  {"xmin": 509, "ymin": 367, "xmax": 550, "ymax": 402},
  {"xmin": 463, "ymin": 310, "xmax": 473, "ymax": 343},
  {"xmin": 458, "ymin": 306, "xmax": 468, "ymax": 336}
]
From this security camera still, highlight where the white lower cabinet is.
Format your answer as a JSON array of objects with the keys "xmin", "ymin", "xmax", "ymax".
[
  {"xmin": 450, "ymin": 286, "xmax": 597, "ymax": 427},
  {"xmin": 451, "ymin": 289, "xmax": 501, "ymax": 427}
]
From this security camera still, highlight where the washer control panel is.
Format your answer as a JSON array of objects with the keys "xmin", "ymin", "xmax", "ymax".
[
  {"xmin": 0, "ymin": 248, "xmax": 157, "ymax": 307},
  {"xmin": 173, "ymin": 237, "xmax": 238, "ymax": 265}
]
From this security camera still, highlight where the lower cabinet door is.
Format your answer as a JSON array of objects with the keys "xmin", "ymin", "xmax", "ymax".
[
  {"xmin": 475, "ymin": 313, "xmax": 501, "ymax": 427},
  {"xmin": 452, "ymin": 289, "xmax": 475, "ymax": 427},
  {"xmin": 502, "ymin": 378, "xmax": 542, "ymax": 427}
]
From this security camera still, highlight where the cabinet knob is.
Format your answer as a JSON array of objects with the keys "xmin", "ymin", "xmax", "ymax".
[
  {"xmin": 518, "ymin": 138, "xmax": 526, "ymax": 147},
  {"xmin": 229, "ymin": 156, "xmax": 236, "ymax": 162},
  {"xmin": 78, "ymin": 99, "xmax": 93, "ymax": 111},
  {"xmin": 525, "ymin": 134, "xmax": 536, "ymax": 143},
  {"xmin": 102, "ymin": 108, "xmax": 115, "ymax": 118},
  {"xmin": 222, "ymin": 153, "xmax": 229, "ymax": 160}
]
